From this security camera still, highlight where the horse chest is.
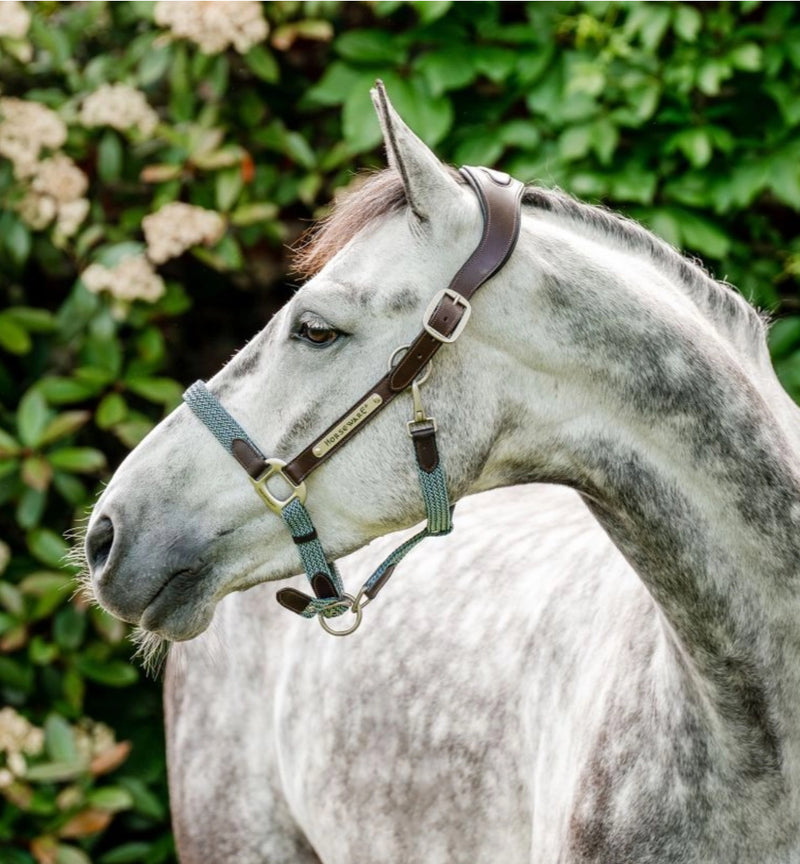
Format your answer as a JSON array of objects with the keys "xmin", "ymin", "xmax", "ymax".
[{"xmin": 165, "ymin": 487, "xmax": 799, "ymax": 863}]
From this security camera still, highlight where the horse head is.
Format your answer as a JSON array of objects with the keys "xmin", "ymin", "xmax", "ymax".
[
  {"xmin": 84, "ymin": 84, "xmax": 534, "ymax": 641},
  {"xmin": 85, "ymin": 82, "xmax": 793, "ymax": 653}
]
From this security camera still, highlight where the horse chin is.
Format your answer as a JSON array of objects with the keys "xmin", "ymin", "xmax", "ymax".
[
  {"xmin": 137, "ymin": 571, "xmax": 217, "ymax": 642},
  {"xmin": 139, "ymin": 603, "xmax": 215, "ymax": 642}
]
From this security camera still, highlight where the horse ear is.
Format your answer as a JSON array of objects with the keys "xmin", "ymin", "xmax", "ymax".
[{"xmin": 370, "ymin": 80, "xmax": 461, "ymax": 222}]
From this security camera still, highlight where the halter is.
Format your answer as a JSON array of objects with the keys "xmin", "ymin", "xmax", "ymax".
[{"xmin": 183, "ymin": 166, "xmax": 524, "ymax": 635}]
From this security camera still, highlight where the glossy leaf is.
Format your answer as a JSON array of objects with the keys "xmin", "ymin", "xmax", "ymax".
[
  {"xmin": 48, "ymin": 448, "xmax": 106, "ymax": 473},
  {"xmin": 18, "ymin": 390, "xmax": 50, "ymax": 448}
]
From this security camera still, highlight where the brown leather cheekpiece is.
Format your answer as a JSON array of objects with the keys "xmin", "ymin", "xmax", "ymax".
[{"xmin": 249, "ymin": 167, "xmax": 524, "ymax": 487}]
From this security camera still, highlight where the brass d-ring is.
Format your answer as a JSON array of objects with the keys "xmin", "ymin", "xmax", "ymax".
[
  {"xmin": 388, "ymin": 344, "xmax": 432, "ymax": 385},
  {"xmin": 318, "ymin": 593, "xmax": 363, "ymax": 637}
]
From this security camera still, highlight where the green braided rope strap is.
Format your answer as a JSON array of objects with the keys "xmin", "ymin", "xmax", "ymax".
[
  {"xmin": 278, "ymin": 498, "xmax": 345, "ymax": 618},
  {"xmin": 184, "ymin": 380, "xmax": 262, "ymax": 456},
  {"xmin": 283, "ymin": 461, "xmax": 452, "ymax": 619}
]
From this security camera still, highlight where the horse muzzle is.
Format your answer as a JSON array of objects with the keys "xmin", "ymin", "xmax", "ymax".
[{"xmin": 85, "ymin": 508, "xmax": 212, "ymax": 637}]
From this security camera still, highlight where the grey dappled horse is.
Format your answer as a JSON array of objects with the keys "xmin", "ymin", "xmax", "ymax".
[{"xmin": 84, "ymin": 84, "xmax": 800, "ymax": 863}]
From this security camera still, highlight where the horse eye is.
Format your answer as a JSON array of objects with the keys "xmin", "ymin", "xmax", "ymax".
[{"xmin": 297, "ymin": 321, "xmax": 340, "ymax": 347}]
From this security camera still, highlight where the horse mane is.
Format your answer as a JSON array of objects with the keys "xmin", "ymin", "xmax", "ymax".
[{"xmin": 292, "ymin": 168, "xmax": 767, "ymax": 360}]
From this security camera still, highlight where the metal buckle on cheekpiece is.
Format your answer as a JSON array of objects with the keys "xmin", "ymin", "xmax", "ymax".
[
  {"xmin": 423, "ymin": 288, "xmax": 472, "ymax": 343},
  {"xmin": 251, "ymin": 459, "xmax": 307, "ymax": 513}
]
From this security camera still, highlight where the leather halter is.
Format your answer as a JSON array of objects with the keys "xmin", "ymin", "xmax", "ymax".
[
  {"xmin": 184, "ymin": 165, "xmax": 524, "ymax": 634},
  {"xmin": 227, "ymin": 166, "xmax": 523, "ymax": 490}
]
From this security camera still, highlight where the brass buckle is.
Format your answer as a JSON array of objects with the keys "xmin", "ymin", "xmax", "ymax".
[
  {"xmin": 422, "ymin": 288, "xmax": 472, "ymax": 344},
  {"xmin": 251, "ymin": 458, "xmax": 307, "ymax": 513}
]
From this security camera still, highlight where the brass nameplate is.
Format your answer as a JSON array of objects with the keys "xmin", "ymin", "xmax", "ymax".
[{"xmin": 312, "ymin": 393, "xmax": 383, "ymax": 458}]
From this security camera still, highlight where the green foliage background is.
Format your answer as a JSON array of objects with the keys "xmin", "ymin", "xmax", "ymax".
[{"xmin": 1, "ymin": 1, "xmax": 799, "ymax": 861}]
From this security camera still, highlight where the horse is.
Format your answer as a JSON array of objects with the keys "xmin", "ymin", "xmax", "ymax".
[{"xmin": 83, "ymin": 82, "xmax": 800, "ymax": 862}]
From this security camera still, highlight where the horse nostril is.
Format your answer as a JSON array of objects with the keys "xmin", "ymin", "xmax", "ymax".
[{"xmin": 86, "ymin": 515, "xmax": 115, "ymax": 574}]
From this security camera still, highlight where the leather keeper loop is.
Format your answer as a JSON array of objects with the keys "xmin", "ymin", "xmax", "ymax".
[
  {"xmin": 409, "ymin": 421, "xmax": 439, "ymax": 473},
  {"xmin": 311, "ymin": 572, "xmax": 340, "ymax": 599},
  {"xmin": 364, "ymin": 563, "xmax": 398, "ymax": 601},
  {"xmin": 276, "ymin": 587, "xmax": 314, "ymax": 615}
]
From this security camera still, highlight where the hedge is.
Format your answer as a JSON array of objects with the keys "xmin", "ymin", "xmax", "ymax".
[{"xmin": 1, "ymin": 2, "xmax": 799, "ymax": 861}]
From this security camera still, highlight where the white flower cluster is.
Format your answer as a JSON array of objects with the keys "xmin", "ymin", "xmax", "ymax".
[
  {"xmin": 18, "ymin": 154, "xmax": 90, "ymax": 238},
  {"xmin": 154, "ymin": 0, "xmax": 268, "ymax": 54},
  {"xmin": 0, "ymin": 707, "xmax": 45, "ymax": 788},
  {"xmin": 0, "ymin": 0, "xmax": 30, "ymax": 39},
  {"xmin": 0, "ymin": 97, "xmax": 67, "ymax": 178},
  {"xmin": 82, "ymin": 254, "xmax": 166, "ymax": 304},
  {"xmin": 142, "ymin": 202, "xmax": 226, "ymax": 264},
  {"xmin": 0, "ymin": 98, "xmax": 89, "ymax": 237},
  {"xmin": 80, "ymin": 83, "xmax": 159, "ymax": 138},
  {"xmin": 73, "ymin": 719, "xmax": 116, "ymax": 763}
]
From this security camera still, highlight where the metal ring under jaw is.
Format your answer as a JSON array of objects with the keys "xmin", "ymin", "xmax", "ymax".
[
  {"xmin": 251, "ymin": 458, "xmax": 307, "ymax": 514},
  {"xmin": 317, "ymin": 593, "xmax": 363, "ymax": 637}
]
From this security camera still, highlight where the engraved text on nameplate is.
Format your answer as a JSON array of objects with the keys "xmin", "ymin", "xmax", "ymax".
[{"xmin": 312, "ymin": 393, "xmax": 384, "ymax": 458}]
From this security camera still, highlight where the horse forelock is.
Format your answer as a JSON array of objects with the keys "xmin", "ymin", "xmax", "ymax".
[
  {"xmin": 291, "ymin": 169, "xmax": 409, "ymax": 278},
  {"xmin": 291, "ymin": 165, "xmax": 468, "ymax": 279}
]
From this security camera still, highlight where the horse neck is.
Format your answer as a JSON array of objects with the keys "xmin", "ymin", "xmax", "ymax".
[{"xmin": 479, "ymin": 213, "xmax": 800, "ymax": 771}]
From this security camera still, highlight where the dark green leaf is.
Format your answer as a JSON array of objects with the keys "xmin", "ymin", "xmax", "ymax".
[
  {"xmin": 54, "ymin": 604, "xmax": 86, "ymax": 651},
  {"xmin": 99, "ymin": 844, "xmax": 153, "ymax": 864},
  {"xmin": 0, "ymin": 314, "xmax": 33, "ymax": 354},
  {"xmin": 52, "ymin": 471, "xmax": 87, "ymax": 506},
  {"xmin": 48, "ymin": 447, "xmax": 107, "ymax": 473},
  {"xmin": 335, "ymin": 29, "xmax": 406, "ymax": 65},
  {"xmin": 118, "ymin": 776, "xmax": 166, "ymax": 819},
  {"xmin": 304, "ymin": 61, "xmax": 363, "ymax": 106},
  {"xmin": 45, "ymin": 713, "xmax": 79, "ymax": 762},
  {"xmin": 138, "ymin": 43, "xmax": 172, "ymax": 86},
  {"xmin": 416, "ymin": 49, "xmax": 476, "ymax": 96},
  {"xmin": 17, "ymin": 487, "xmax": 47, "ymax": 530},
  {"xmin": 77, "ymin": 657, "xmax": 139, "ymax": 687},
  {"xmin": 5, "ymin": 217, "xmax": 32, "ymax": 268},
  {"xmin": 39, "ymin": 411, "xmax": 91, "ymax": 446},
  {"xmin": 98, "ymin": 131, "xmax": 124, "ymax": 183},
  {"xmin": 36, "ymin": 376, "xmax": 104, "ymax": 404},
  {"xmin": 5, "ymin": 306, "xmax": 57, "ymax": 331},
  {"xmin": 96, "ymin": 393, "xmax": 128, "ymax": 429},
  {"xmin": 27, "ymin": 528, "xmax": 71, "ymax": 569},
  {"xmin": 126, "ymin": 377, "xmax": 182, "ymax": 406},
  {"xmin": 18, "ymin": 389, "xmax": 50, "ymax": 447},
  {"xmin": 769, "ymin": 317, "xmax": 800, "ymax": 360},
  {"xmin": 410, "ymin": 0, "xmax": 451, "ymax": 23},
  {"xmin": 244, "ymin": 45, "xmax": 279, "ymax": 82},
  {"xmin": 54, "ymin": 845, "xmax": 92, "ymax": 864},
  {"xmin": 215, "ymin": 167, "xmax": 244, "ymax": 211},
  {"xmin": 89, "ymin": 786, "xmax": 135, "ymax": 812}
]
